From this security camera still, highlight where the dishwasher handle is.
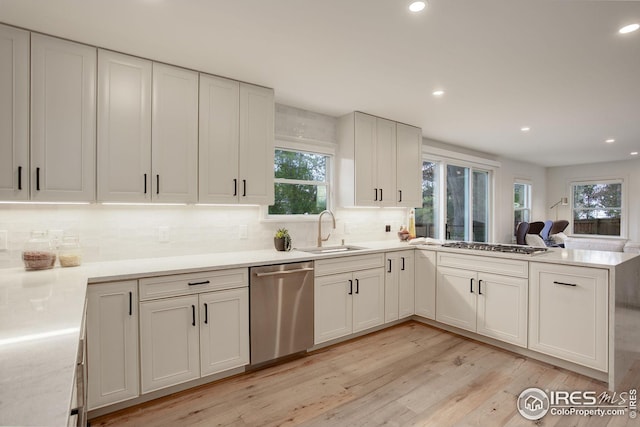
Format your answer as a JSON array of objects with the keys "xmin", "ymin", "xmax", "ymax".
[{"xmin": 254, "ymin": 267, "xmax": 314, "ymax": 277}]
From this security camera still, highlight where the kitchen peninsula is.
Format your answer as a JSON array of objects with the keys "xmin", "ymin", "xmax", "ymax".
[{"xmin": 1, "ymin": 242, "xmax": 638, "ymax": 426}]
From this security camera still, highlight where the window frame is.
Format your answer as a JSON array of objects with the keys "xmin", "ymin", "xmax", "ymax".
[
  {"xmin": 263, "ymin": 138, "xmax": 335, "ymax": 222},
  {"xmin": 513, "ymin": 180, "xmax": 532, "ymax": 232},
  {"xmin": 570, "ymin": 178, "xmax": 625, "ymax": 238}
]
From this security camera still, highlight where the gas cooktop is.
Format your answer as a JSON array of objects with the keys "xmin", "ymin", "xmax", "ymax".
[{"xmin": 441, "ymin": 242, "xmax": 549, "ymax": 255}]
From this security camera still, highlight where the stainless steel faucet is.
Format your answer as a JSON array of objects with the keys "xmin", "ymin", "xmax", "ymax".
[{"xmin": 317, "ymin": 210, "xmax": 336, "ymax": 247}]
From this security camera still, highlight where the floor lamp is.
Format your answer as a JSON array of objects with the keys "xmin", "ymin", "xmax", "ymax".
[{"xmin": 550, "ymin": 197, "xmax": 568, "ymax": 220}]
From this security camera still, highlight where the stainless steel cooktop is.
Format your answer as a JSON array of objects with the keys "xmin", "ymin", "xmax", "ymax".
[{"xmin": 441, "ymin": 241, "xmax": 549, "ymax": 255}]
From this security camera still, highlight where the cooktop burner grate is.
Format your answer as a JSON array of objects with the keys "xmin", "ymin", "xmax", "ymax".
[{"xmin": 441, "ymin": 242, "xmax": 549, "ymax": 255}]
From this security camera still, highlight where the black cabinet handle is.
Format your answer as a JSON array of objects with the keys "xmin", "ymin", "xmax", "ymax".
[
  {"xmin": 470, "ymin": 278, "xmax": 474, "ymax": 293},
  {"xmin": 401, "ymin": 257, "xmax": 405, "ymax": 271},
  {"xmin": 129, "ymin": 292, "xmax": 132, "ymax": 316},
  {"xmin": 36, "ymin": 167, "xmax": 40, "ymax": 191},
  {"xmin": 387, "ymin": 259, "xmax": 392, "ymax": 273},
  {"xmin": 156, "ymin": 174, "xmax": 160, "ymax": 194},
  {"xmin": 144, "ymin": 174, "xmax": 147, "ymax": 194},
  {"xmin": 355, "ymin": 278, "xmax": 360, "ymax": 294},
  {"xmin": 398, "ymin": 190, "xmax": 402, "ymax": 203},
  {"xmin": 204, "ymin": 303, "xmax": 208, "ymax": 324},
  {"xmin": 478, "ymin": 279, "xmax": 483, "ymax": 295},
  {"xmin": 18, "ymin": 166, "xmax": 22, "ymax": 190},
  {"xmin": 348, "ymin": 279, "xmax": 353, "ymax": 295},
  {"xmin": 374, "ymin": 188, "xmax": 378, "ymax": 201},
  {"xmin": 380, "ymin": 188, "xmax": 383, "ymax": 201},
  {"xmin": 242, "ymin": 179, "xmax": 247, "ymax": 197},
  {"xmin": 188, "ymin": 280, "xmax": 210, "ymax": 286},
  {"xmin": 233, "ymin": 179, "xmax": 237, "ymax": 196},
  {"xmin": 553, "ymin": 281, "xmax": 577, "ymax": 287},
  {"xmin": 191, "ymin": 305, "xmax": 196, "ymax": 326}
]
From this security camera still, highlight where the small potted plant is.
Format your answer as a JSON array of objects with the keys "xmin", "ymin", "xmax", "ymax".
[{"xmin": 274, "ymin": 228, "xmax": 292, "ymax": 251}]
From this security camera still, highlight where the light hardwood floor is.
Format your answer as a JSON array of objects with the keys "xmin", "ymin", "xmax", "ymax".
[{"xmin": 90, "ymin": 322, "xmax": 639, "ymax": 427}]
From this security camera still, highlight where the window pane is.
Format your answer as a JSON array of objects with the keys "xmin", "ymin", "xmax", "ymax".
[
  {"xmin": 269, "ymin": 183, "xmax": 327, "ymax": 215},
  {"xmin": 446, "ymin": 165, "xmax": 469, "ymax": 241},
  {"xmin": 572, "ymin": 182, "xmax": 622, "ymax": 236},
  {"xmin": 514, "ymin": 182, "xmax": 531, "ymax": 230},
  {"xmin": 274, "ymin": 149, "xmax": 327, "ymax": 181},
  {"xmin": 415, "ymin": 161, "xmax": 439, "ymax": 238},
  {"xmin": 473, "ymin": 171, "xmax": 489, "ymax": 242}
]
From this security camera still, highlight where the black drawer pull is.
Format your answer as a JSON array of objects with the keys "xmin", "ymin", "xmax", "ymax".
[
  {"xmin": 355, "ymin": 278, "xmax": 360, "ymax": 294},
  {"xmin": 554, "ymin": 281, "xmax": 577, "ymax": 287},
  {"xmin": 387, "ymin": 259, "xmax": 392, "ymax": 273},
  {"xmin": 144, "ymin": 173, "xmax": 147, "ymax": 194},
  {"xmin": 18, "ymin": 166, "xmax": 22, "ymax": 190},
  {"xmin": 188, "ymin": 280, "xmax": 211, "ymax": 286},
  {"xmin": 156, "ymin": 174, "xmax": 160, "ymax": 194},
  {"xmin": 374, "ymin": 188, "xmax": 378, "ymax": 201},
  {"xmin": 478, "ymin": 279, "xmax": 483, "ymax": 295},
  {"xmin": 470, "ymin": 278, "xmax": 474, "ymax": 293},
  {"xmin": 401, "ymin": 257, "xmax": 405, "ymax": 271},
  {"xmin": 242, "ymin": 179, "xmax": 247, "ymax": 197},
  {"xmin": 129, "ymin": 292, "xmax": 132, "ymax": 316},
  {"xmin": 233, "ymin": 178, "xmax": 237, "ymax": 196},
  {"xmin": 398, "ymin": 190, "xmax": 402, "ymax": 203},
  {"xmin": 191, "ymin": 305, "xmax": 196, "ymax": 326},
  {"xmin": 379, "ymin": 188, "xmax": 383, "ymax": 201},
  {"xmin": 348, "ymin": 279, "xmax": 353, "ymax": 295},
  {"xmin": 36, "ymin": 167, "xmax": 40, "ymax": 191},
  {"xmin": 204, "ymin": 303, "xmax": 208, "ymax": 324}
]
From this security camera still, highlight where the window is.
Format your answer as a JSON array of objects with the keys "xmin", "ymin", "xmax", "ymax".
[
  {"xmin": 416, "ymin": 159, "xmax": 493, "ymax": 242},
  {"xmin": 514, "ymin": 182, "xmax": 532, "ymax": 229},
  {"xmin": 571, "ymin": 180, "xmax": 622, "ymax": 236},
  {"xmin": 268, "ymin": 149, "xmax": 330, "ymax": 215},
  {"xmin": 415, "ymin": 161, "xmax": 440, "ymax": 238}
]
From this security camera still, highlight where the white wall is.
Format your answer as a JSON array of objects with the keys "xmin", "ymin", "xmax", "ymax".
[{"xmin": 546, "ymin": 158, "xmax": 640, "ymax": 241}]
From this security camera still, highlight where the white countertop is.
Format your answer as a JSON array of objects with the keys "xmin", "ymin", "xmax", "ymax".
[{"xmin": 1, "ymin": 239, "xmax": 637, "ymax": 426}]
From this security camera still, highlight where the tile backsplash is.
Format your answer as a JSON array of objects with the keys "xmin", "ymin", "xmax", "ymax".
[{"xmin": 0, "ymin": 204, "xmax": 408, "ymax": 268}]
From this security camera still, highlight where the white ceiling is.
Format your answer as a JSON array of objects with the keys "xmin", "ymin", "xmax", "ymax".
[{"xmin": 1, "ymin": 0, "xmax": 639, "ymax": 167}]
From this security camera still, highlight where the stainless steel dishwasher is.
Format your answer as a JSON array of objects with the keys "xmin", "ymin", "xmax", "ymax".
[{"xmin": 249, "ymin": 261, "xmax": 314, "ymax": 366}]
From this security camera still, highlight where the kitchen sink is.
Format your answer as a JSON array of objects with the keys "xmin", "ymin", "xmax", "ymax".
[{"xmin": 296, "ymin": 245, "xmax": 367, "ymax": 254}]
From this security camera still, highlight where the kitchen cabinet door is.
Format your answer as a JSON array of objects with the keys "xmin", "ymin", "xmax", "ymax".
[
  {"xmin": 199, "ymin": 288, "xmax": 249, "ymax": 377},
  {"xmin": 415, "ymin": 250, "xmax": 436, "ymax": 320},
  {"xmin": 395, "ymin": 123, "xmax": 422, "ymax": 208},
  {"xmin": 384, "ymin": 253, "xmax": 401, "ymax": 323},
  {"xmin": 198, "ymin": 74, "xmax": 240, "ymax": 204},
  {"xmin": 529, "ymin": 263, "xmax": 608, "ymax": 371},
  {"xmin": 398, "ymin": 251, "xmax": 415, "ymax": 319},
  {"xmin": 239, "ymin": 83, "xmax": 274, "ymax": 205},
  {"xmin": 375, "ymin": 118, "xmax": 396, "ymax": 207},
  {"xmin": 353, "ymin": 268, "xmax": 385, "ymax": 333},
  {"xmin": 97, "ymin": 49, "xmax": 152, "ymax": 202},
  {"xmin": 0, "ymin": 24, "xmax": 29, "ymax": 200},
  {"xmin": 140, "ymin": 295, "xmax": 200, "ymax": 393},
  {"xmin": 353, "ymin": 112, "xmax": 377, "ymax": 206},
  {"xmin": 151, "ymin": 63, "xmax": 198, "ymax": 203},
  {"xmin": 314, "ymin": 272, "xmax": 353, "ymax": 344},
  {"xmin": 436, "ymin": 266, "xmax": 477, "ymax": 332},
  {"xmin": 87, "ymin": 281, "xmax": 139, "ymax": 410},
  {"xmin": 31, "ymin": 34, "xmax": 96, "ymax": 202},
  {"xmin": 476, "ymin": 272, "xmax": 528, "ymax": 347}
]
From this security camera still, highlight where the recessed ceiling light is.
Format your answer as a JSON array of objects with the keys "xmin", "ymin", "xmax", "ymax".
[
  {"xmin": 619, "ymin": 23, "xmax": 640, "ymax": 34},
  {"xmin": 631, "ymin": 152, "xmax": 639, "ymax": 156},
  {"xmin": 605, "ymin": 139, "xmax": 615, "ymax": 144},
  {"xmin": 520, "ymin": 126, "xmax": 530, "ymax": 132},
  {"xmin": 432, "ymin": 90, "xmax": 445, "ymax": 97},
  {"xmin": 409, "ymin": 1, "xmax": 426, "ymax": 12}
]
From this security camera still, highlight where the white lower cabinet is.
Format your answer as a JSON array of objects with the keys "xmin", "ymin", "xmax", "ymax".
[
  {"xmin": 529, "ymin": 263, "xmax": 608, "ymax": 372},
  {"xmin": 87, "ymin": 281, "xmax": 139, "ymax": 410},
  {"xmin": 138, "ymin": 269, "xmax": 249, "ymax": 394},
  {"xmin": 314, "ymin": 254, "xmax": 385, "ymax": 344},
  {"xmin": 436, "ymin": 256, "xmax": 529, "ymax": 348},
  {"xmin": 414, "ymin": 250, "xmax": 436, "ymax": 320},
  {"xmin": 384, "ymin": 251, "xmax": 415, "ymax": 322}
]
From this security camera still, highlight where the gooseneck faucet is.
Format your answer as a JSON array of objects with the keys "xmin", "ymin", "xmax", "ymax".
[{"xmin": 317, "ymin": 210, "xmax": 336, "ymax": 247}]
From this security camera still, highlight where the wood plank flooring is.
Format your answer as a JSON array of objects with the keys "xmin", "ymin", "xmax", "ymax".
[{"xmin": 90, "ymin": 322, "xmax": 639, "ymax": 427}]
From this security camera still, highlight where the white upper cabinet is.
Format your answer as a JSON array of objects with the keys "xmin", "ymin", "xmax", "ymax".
[
  {"xmin": 31, "ymin": 34, "xmax": 96, "ymax": 202},
  {"xmin": 199, "ymin": 77, "xmax": 274, "ymax": 205},
  {"xmin": 0, "ymin": 24, "xmax": 29, "ymax": 200},
  {"xmin": 97, "ymin": 49, "xmax": 152, "ymax": 202},
  {"xmin": 338, "ymin": 112, "xmax": 421, "ymax": 207},
  {"xmin": 152, "ymin": 63, "xmax": 198, "ymax": 203},
  {"xmin": 395, "ymin": 123, "xmax": 422, "ymax": 207},
  {"xmin": 199, "ymin": 74, "xmax": 240, "ymax": 203}
]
